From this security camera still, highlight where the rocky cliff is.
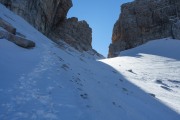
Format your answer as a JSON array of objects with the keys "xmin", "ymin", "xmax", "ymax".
[
  {"xmin": 50, "ymin": 17, "xmax": 92, "ymax": 51},
  {"xmin": 108, "ymin": 0, "xmax": 180, "ymax": 57},
  {"xmin": 0, "ymin": 0, "xmax": 93, "ymax": 52}
]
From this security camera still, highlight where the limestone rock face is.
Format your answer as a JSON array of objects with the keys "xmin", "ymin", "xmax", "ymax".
[
  {"xmin": 0, "ymin": 0, "xmax": 72, "ymax": 34},
  {"xmin": 0, "ymin": 0, "xmax": 94, "ymax": 52},
  {"xmin": 108, "ymin": 0, "xmax": 180, "ymax": 57},
  {"xmin": 50, "ymin": 17, "xmax": 92, "ymax": 51}
]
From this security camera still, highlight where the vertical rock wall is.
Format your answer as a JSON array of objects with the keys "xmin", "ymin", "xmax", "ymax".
[
  {"xmin": 108, "ymin": 0, "xmax": 180, "ymax": 57},
  {"xmin": 0, "ymin": 0, "xmax": 72, "ymax": 34},
  {"xmin": 0, "ymin": 0, "xmax": 93, "ymax": 52},
  {"xmin": 50, "ymin": 17, "xmax": 92, "ymax": 51}
]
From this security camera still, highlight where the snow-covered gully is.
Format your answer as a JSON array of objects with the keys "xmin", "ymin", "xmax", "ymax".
[{"xmin": 0, "ymin": 4, "xmax": 180, "ymax": 120}]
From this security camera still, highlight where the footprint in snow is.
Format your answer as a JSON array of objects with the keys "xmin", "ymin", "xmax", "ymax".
[
  {"xmin": 156, "ymin": 80, "xmax": 169, "ymax": 87},
  {"xmin": 149, "ymin": 93, "xmax": 156, "ymax": 97},
  {"xmin": 161, "ymin": 86, "xmax": 172, "ymax": 91},
  {"xmin": 168, "ymin": 80, "xmax": 180, "ymax": 84},
  {"xmin": 127, "ymin": 69, "xmax": 136, "ymax": 74},
  {"xmin": 80, "ymin": 93, "xmax": 88, "ymax": 99}
]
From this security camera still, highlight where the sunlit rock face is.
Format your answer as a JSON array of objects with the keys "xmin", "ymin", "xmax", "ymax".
[
  {"xmin": 108, "ymin": 0, "xmax": 180, "ymax": 58},
  {"xmin": 0, "ymin": 0, "xmax": 93, "ymax": 52}
]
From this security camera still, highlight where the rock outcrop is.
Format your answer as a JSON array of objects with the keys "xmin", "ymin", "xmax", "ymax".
[
  {"xmin": 108, "ymin": 0, "xmax": 180, "ymax": 57},
  {"xmin": 0, "ymin": 30, "xmax": 35, "ymax": 48},
  {"xmin": 0, "ymin": 18, "xmax": 16, "ymax": 34},
  {"xmin": 50, "ymin": 17, "xmax": 92, "ymax": 51},
  {"xmin": 0, "ymin": 18, "xmax": 35, "ymax": 48},
  {"xmin": 0, "ymin": 0, "xmax": 93, "ymax": 52},
  {"xmin": 0, "ymin": 0, "xmax": 72, "ymax": 34}
]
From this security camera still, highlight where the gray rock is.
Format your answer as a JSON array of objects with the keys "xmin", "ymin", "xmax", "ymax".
[
  {"xmin": 0, "ymin": 18, "xmax": 16, "ymax": 34},
  {"xmin": 1, "ymin": 0, "xmax": 73, "ymax": 34},
  {"xmin": 50, "ymin": 17, "xmax": 92, "ymax": 51},
  {"xmin": 0, "ymin": 0, "xmax": 94, "ymax": 52},
  {"xmin": 108, "ymin": 0, "xmax": 180, "ymax": 58},
  {"xmin": 0, "ymin": 30, "xmax": 35, "ymax": 48}
]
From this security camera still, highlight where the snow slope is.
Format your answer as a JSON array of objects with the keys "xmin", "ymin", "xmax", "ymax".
[
  {"xmin": 0, "ymin": 4, "xmax": 180, "ymax": 120},
  {"xmin": 102, "ymin": 38, "xmax": 180, "ymax": 113}
]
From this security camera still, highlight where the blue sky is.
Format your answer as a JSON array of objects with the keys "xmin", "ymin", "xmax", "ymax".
[{"xmin": 68, "ymin": 0, "xmax": 133, "ymax": 57}]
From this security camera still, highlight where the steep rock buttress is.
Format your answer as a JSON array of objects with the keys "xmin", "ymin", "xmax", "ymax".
[
  {"xmin": 0, "ymin": 0, "xmax": 93, "ymax": 52},
  {"xmin": 108, "ymin": 0, "xmax": 180, "ymax": 57}
]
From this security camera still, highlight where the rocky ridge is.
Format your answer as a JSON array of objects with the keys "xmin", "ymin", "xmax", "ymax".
[
  {"xmin": 0, "ymin": 0, "xmax": 93, "ymax": 52},
  {"xmin": 108, "ymin": 0, "xmax": 180, "ymax": 57}
]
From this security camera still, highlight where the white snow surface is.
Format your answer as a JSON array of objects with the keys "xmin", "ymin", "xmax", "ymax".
[
  {"xmin": 102, "ymin": 38, "xmax": 180, "ymax": 114},
  {"xmin": 0, "ymin": 4, "xmax": 180, "ymax": 120}
]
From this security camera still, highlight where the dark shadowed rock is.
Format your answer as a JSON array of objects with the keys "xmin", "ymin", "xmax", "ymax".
[
  {"xmin": 0, "ymin": 0, "xmax": 95, "ymax": 53},
  {"xmin": 108, "ymin": 0, "xmax": 180, "ymax": 57},
  {"xmin": 50, "ymin": 17, "xmax": 92, "ymax": 51},
  {"xmin": 0, "ymin": 18, "xmax": 16, "ymax": 34},
  {"xmin": 1, "ymin": 0, "xmax": 73, "ymax": 34}
]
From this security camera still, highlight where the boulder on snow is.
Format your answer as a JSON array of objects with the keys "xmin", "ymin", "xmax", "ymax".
[
  {"xmin": 0, "ymin": 18, "xmax": 16, "ymax": 34},
  {"xmin": 0, "ymin": 30, "xmax": 35, "ymax": 48}
]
